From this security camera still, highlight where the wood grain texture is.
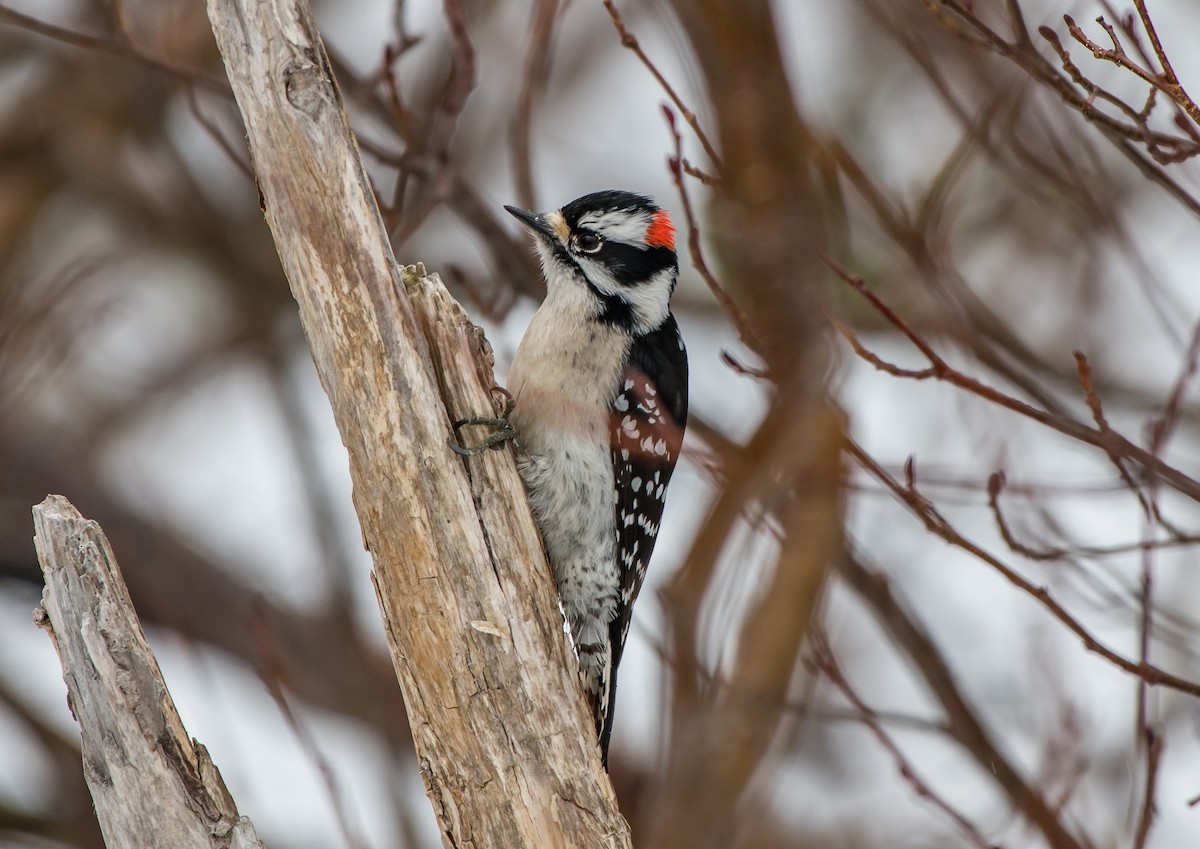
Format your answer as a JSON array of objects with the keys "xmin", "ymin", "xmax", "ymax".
[
  {"xmin": 33, "ymin": 495, "xmax": 265, "ymax": 849},
  {"xmin": 204, "ymin": 0, "xmax": 630, "ymax": 845}
]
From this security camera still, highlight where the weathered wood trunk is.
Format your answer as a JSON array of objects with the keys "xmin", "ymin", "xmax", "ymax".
[{"xmin": 200, "ymin": 0, "xmax": 631, "ymax": 846}]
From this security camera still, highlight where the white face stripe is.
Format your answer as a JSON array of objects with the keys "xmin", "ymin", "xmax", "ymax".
[
  {"xmin": 575, "ymin": 208, "xmax": 653, "ymax": 246},
  {"xmin": 573, "ymin": 260, "xmax": 674, "ymax": 335}
]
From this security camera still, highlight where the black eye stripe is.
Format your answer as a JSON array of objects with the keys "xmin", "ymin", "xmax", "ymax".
[{"xmin": 590, "ymin": 242, "xmax": 676, "ymax": 286}]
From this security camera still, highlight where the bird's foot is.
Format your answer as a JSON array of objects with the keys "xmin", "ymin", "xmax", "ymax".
[{"xmin": 449, "ymin": 387, "xmax": 516, "ymax": 457}]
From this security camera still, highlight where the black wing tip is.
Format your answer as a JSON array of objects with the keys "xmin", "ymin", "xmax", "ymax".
[
  {"xmin": 597, "ymin": 615, "xmax": 627, "ymax": 771},
  {"xmin": 597, "ymin": 706, "xmax": 615, "ymax": 771}
]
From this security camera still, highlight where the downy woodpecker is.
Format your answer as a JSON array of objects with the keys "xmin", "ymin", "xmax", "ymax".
[{"xmin": 498, "ymin": 190, "xmax": 688, "ymax": 766}]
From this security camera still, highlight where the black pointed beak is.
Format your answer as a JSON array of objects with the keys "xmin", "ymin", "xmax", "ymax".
[{"xmin": 504, "ymin": 205, "xmax": 556, "ymax": 240}]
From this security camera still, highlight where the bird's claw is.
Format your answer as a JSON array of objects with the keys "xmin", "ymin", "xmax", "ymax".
[{"xmin": 448, "ymin": 387, "xmax": 516, "ymax": 457}]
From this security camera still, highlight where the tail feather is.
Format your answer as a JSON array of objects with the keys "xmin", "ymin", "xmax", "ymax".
[
  {"xmin": 577, "ymin": 639, "xmax": 614, "ymax": 768},
  {"xmin": 596, "ymin": 658, "xmax": 618, "ymax": 769}
]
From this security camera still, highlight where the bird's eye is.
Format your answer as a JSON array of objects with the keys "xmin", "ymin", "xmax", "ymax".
[{"xmin": 575, "ymin": 232, "xmax": 603, "ymax": 253}]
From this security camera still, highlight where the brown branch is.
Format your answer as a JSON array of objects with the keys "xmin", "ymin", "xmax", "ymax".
[
  {"xmin": 663, "ymin": 106, "xmax": 755, "ymax": 348},
  {"xmin": 0, "ymin": 4, "xmax": 228, "ymax": 93},
  {"xmin": 719, "ymin": 349, "xmax": 769, "ymax": 379},
  {"xmin": 510, "ymin": 0, "xmax": 560, "ymax": 209},
  {"xmin": 681, "ymin": 158, "xmax": 720, "ymax": 185},
  {"xmin": 1060, "ymin": 11, "xmax": 1200, "ymax": 134},
  {"xmin": 839, "ymin": 552, "xmax": 1091, "ymax": 849},
  {"xmin": 818, "ymin": 118, "xmax": 1105, "ymax": 420},
  {"xmin": 1132, "ymin": 0, "xmax": 1200, "ymax": 127},
  {"xmin": 1149, "ymin": 315, "xmax": 1200, "ymax": 452},
  {"xmin": 1070, "ymin": 352, "xmax": 1191, "ymax": 543},
  {"xmin": 886, "ymin": 5, "xmax": 1200, "ymax": 252},
  {"xmin": 186, "ymin": 86, "xmax": 255, "ymax": 181},
  {"xmin": 1040, "ymin": 24, "xmax": 1176, "ymax": 151},
  {"xmin": 1034, "ymin": 25, "xmax": 1197, "ymax": 161},
  {"xmin": 252, "ymin": 604, "xmax": 366, "ymax": 849},
  {"xmin": 847, "ymin": 439, "xmax": 1200, "ymax": 700},
  {"xmin": 1105, "ymin": 134, "xmax": 1200, "ymax": 215},
  {"xmin": 828, "ymin": 258, "xmax": 1200, "ymax": 506},
  {"xmin": 601, "ymin": 0, "xmax": 723, "ymax": 171},
  {"xmin": 653, "ymin": 394, "xmax": 842, "ymax": 849},
  {"xmin": 831, "ymin": 317, "xmax": 938, "ymax": 380},
  {"xmin": 1132, "ymin": 730, "xmax": 1162, "ymax": 849},
  {"xmin": 811, "ymin": 636, "xmax": 1003, "ymax": 849},
  {"xmin": 1063, "ymin": 15, "xmax": 1159, "ymax": 89},
  {"xmin": 425, "ymin": 0, "xmax": 476, "ymax": 160},
  {"xmin": 1071, "ymin": 351, "xmax": 1157, "ymax": 518},
  {"xmin": 1134, "ymin": 528, "xmax": 1157, "ymax": 849},
  {"xmin": 987, "ymin": 471, "xmax": 1073, "ymax": 562},
  {"xmin": 986, "ymin": 471, "xmax": 1200, "ymax": 561},
  {"xmin": 922, "ymin": 1, "xmax": 1200, "ymax": 166},
  {"xmin": 322, "ymin": 48, "xmax": 540, "ymax": 300}
]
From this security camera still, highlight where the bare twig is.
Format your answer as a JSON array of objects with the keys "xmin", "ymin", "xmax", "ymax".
[
  {"xmin": 1061, "ymin": 11, "xmax": 1200, "ymax": 132},
  {"xmin": 250, "ymin": 602, "xmax": 366, "ymax": 849},
  {"xmin": 510, "ymin": 0, "xmax": 560, "ymax": 209},
  {"xmin": 986, "ymin": 471, "xmax": 1200, "ymax": 561},
  {"xmin": 922, "ymin": 1, "xmax": 1200, "ymax": 168},
  {"xmin": 811, "ymin": 635, "xmax": 1003, "ymax": 849},
  {"xmin": 186, "ymin": 86, "xmax": 255, "ymax": 180},
  {"xmin": 0, "ymin": 4, "xmax": 228, "ymax": 92},
  {"xmin": 425, "ymin": 0, "xmax": 477, "ymax": 160},
  {"xmin": 1072, "ymin": 351, "xmax": 1160, "ymax": 523},
  {"xmin": 1063, "ymin": 15, "xmax": 1157, "ymax": 89},
  {"xmin": 840, "ymin": 551, "xmax": 1091, "ymax": 849},
  {"xmin": 602, "ymin": 0, "xmax": 723, "ymax": 171},
  {"xmin": 847, "ymin": 439, "xmax": 1200, "ymax": 700},
  {"xmin": 1132, "ymin": 0, "xmax": 1200, "ymax": 127},
  {"xmin": 1149, "ymin": 316, "xmax": 1200, "ymax": 451},
  {"xmin": 663, "ymin": 106, "xmax": 756, "ymax": 348},
  {"xmin": 681, "ymin": 158, "xmax": 720, "ymax": 185},
  {"xmin": 831, "ymin": 317, "xmax": 938, "ymax": 380},
  {"xmin": 828, "ymin": 257, "xmax": 1200, "ymax": 505},
  {"xmin": 1132, "ymin": 730, "xmax": 1163, "ymax": 849},
  {"xmin": 987, "ymin": 471, "xmax": 1073, "ymax": 562},
  {"xmin": 719, "ymin": 350, "xmax": 768, "ymax": 379}
]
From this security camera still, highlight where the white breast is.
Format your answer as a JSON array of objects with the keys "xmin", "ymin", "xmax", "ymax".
[{"xmin": 507, "ymin": 285, "xmax": 631, "ymax": 649}]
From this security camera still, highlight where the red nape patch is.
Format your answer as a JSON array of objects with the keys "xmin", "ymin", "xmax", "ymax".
[{"xmin": 646, "ymin": 209, "xmax": 676, "ymax": 250}]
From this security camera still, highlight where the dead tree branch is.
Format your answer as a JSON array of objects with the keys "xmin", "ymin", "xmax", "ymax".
[{"xmin": 32, "ymin": 495, "xmax": 265, "ymax": 849}]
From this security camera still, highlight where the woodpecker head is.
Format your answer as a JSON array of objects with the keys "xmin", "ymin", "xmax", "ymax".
[{"xmin": 505, "ymin": 190, "xmax": 679, "ymax": 336}]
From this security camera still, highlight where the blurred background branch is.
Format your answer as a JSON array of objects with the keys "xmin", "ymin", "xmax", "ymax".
[{"xmin": 3, "ymin": 0, "xmax": 1200, "ymax": 847}]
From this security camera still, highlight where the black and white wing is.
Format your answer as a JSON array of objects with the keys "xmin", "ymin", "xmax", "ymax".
[{"xmin": 599, "ymin": 314, "xmax": 688, "ymax": 757}]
